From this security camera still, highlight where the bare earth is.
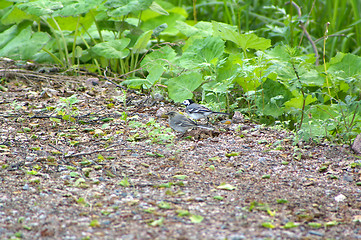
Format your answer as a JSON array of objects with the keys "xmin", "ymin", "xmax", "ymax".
[{"xmin": 1, "ymin": 63, "xmax": 361, "ymax": 240}]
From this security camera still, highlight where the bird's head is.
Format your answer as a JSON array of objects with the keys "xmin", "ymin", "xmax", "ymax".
[
  {"xmin": 182, "ymin": 99, "xmax": 194, "ymax": 106},
  {"xmin": 165, "ymin": 111, "xmax": 177, "ymax": 117}
]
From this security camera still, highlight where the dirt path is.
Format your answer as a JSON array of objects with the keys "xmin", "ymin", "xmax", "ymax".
[{"xmin": 1, "ymin": 66, "xmax": 361, "ymax": 239}]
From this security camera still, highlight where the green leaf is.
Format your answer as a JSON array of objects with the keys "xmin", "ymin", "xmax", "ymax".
[
  {"xmin": 175, "ymin": 20, "xmax": 213, "ymax": 37},
  {"xmin": 216, "ymin": 183, "xmax": 236, "ymax": 190},
  {"xmin": 173, "ymin": 175, "xmax": 187, "ymax": 180},
  {"xmin": 132, "ymin": 30, "xmax": 153, "ymax": 53},
  {"xmin": 213, "ymin": 196, "xmax": 224, "ymax": 200},
  {"xmin": 189, "ymin": 215, "xmax": 204, "ymax": 223},
  {"xmin": 118, "ymin": 177, "xmax": 130, "ymax": 187},
  {"xmin": 105, "ymin": 0, "xmax": 153, "ymax": 17},
  {"xmin": 324, "ymin": 221, "xmax": 338, "ymax": 227},
  {"xmin": 89, "ymin": 219, "xmax": 100, "ymax": 228},
  {"xmin": 1, "ymin": 6, "xmax": 38, "ymax": 25},
  {"xmin": 0, "ymin": 26, "xmax": 50, "ymax": 60},
  {"xmin": 141, "ymin": 45, "xmax": 176, "ymax": 69},
  {"xmin": 308, "ymin": 222, "xmax": 322, "ymax": 228},
  {"xmin": 176, "ymin": 210, "xmax": 190, "ymax": 216},
  {"xmin": 328, "ymin": 53, "xmax": 361, "ymax": 78},
  {"xmin": 212, "ymin": 21, "xmax": 271, "ymax": 51},
  {"xmin": 168, "ymin": 71, "xmax": 203, "ymax": 102},
  {"xmin": 17, "ymin": 0, "xmax": 63, "ymax": 16},
  {"xmin": 149, "ymin": 217, "xmax": 164, "ymax": 227},
  {"xmin": 284, "ymin": 94, "xmax": 317, "ymax": 109},
  {"xmin": 262, "ymin": 222, "xmax": 275, "ymax": 228},
  {"xmin": 255, "ymin": 78, "xmax": 293, "ymax": 118},
  {"xmin": 283, "ymin": 222, "xmax": 300, "ymax": 229},
  {"xmin": 92, "ymin": 39, "xmax": 130, "ymax": 59},
  {"xmin": 276, "ymin": 199, "xmax": 288, "ymax": 204},
  {"xmin": 158, "ymin": 201, "xmax": 171, "ymax": 209},
  {"xmin": 178, "ymin": 36, "xmax": 224, "ymax": 69},
  {"xmin": 149, "ymin": 1, "xmax": 169, "ymax": 15}
]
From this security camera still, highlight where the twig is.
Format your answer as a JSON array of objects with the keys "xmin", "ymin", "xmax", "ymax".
[{"xmin": 286, "ymin": 1, "xmax": 319, "ymax": 65}]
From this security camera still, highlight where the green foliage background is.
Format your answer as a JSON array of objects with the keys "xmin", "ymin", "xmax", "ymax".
[{"xmin": 1, "ymin": 0, "xmax": 361, "ymax": 144}]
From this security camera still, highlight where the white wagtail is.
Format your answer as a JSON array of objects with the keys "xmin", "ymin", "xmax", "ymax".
[
  {"xmin": 166, "ymin": 111, "xmax": 214, "ymax": 134},
  {"xmin": 182, "ymin": 99, "xmax": 229, "ymax": 121}
]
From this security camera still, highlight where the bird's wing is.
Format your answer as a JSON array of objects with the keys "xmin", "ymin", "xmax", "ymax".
[
  {"xmin": 174, "ymin": 116, "xmax": 197, "ymax": 127},
  {"xmin": 188, "ymin": 104, "xmax": 212, "ymax": 113}
]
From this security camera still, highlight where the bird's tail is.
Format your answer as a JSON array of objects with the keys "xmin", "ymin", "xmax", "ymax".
[{"xmin": 214, "ymin": 112, "xmax": 229, "ymax": 115}]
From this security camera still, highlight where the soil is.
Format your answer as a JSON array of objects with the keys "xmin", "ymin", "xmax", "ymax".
[{"xmin": 1, "ymin": 60, "xmax": 361, "ymax": 240}]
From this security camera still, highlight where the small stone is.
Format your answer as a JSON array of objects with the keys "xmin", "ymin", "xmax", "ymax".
[
  {"xmin": 85, "ymin": 78, "xmax": 99, "ymax": 87},
  {"xmin": 308, "ymin": 230, "xmax": 324, "ymax": 237},
  {"xmin": 156, "ymin": 107, "xmax": 167, "ymax": 118},
  {"xmin": 335, "ymin": 194, "xmax": 346, "ymax": 202},
  {"xmin": 343, "ymin": 174, "xmax": 354, "ymax": 182},
  {"xmin": 153, "ymin": 93, "xmax": 164, "ymax": 101},
  {"xmin": 228, "ymin": 234, "xmax": 246, "ymax": 240},
  {"xmin": 23, "ymin": 184, "xmax": 29, "ymax": 190},
  {"xmin": 352, "ymin": 133, "xmax": 361, "ymax": 154}
]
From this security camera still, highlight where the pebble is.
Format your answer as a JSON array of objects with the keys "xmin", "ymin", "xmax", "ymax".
[
  {"xmin": 22, "ymin": 184, "xmax": 29, "ymax": 190},
  {"xmin": 228, "ymin": 234, "xmax": 246, "ymax": 240},
  {"xmin": 343, "ymin": 174, "xmax": 354, "ymax": 182},
  {"xmin": 60, "ymin": 175, "xmax": 71, "ymax": 180},
  {"xmin": 308, "ymin": 230, "xmax": 324, "ymax": 237}
]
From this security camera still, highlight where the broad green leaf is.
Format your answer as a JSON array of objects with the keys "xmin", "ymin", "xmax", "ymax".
[
  {"xmin": 92, "ymin": 39, "xmax": 130, "ymax": 59},
  {"xmin": 17, "ymin": 0, "xmax": 63, "ymax": 16},
  {"xmin": 48, "ymin": 13, "xmax": 94, "ymax": 32},
  {"xmin": 141, "ymin": 45, "xmax": 177, "ymax": 69},
  {"xmin": 141, "ymin": 11, "xmax": 187, "ymax": 36},
  {"xmin": 56, "ymin": 0, "xmax": 103, "ymax": 16},
  {"xmin": 146, "ymin": 64, "xmax": 164, "ymax": 86},
  {"xmin": 122, "ymin": 65, "xmax": 163, "ymax": 89},
  {"xmin": 190, "ymin": 215, "xmax": 204, "ymax": 223},
  {"xmin": 105, "ymin": 0, "xmax": 153, "ymax": 17},
  {"xmin": 216, "ymin": 183, "xmax": 236, "ymax": 190},
  {"xmin": 212, "ymin": 21, "xmax": 271, "ymax": 51},
  {"xmin": 284, "ymin": 94, "xmax": 317, "ymax": 109},
  {"xmin": 0, "ymin": 26, "xmax": 50, "ymax": 60},
  {"xmin": 328, "ymin": 53, "xmax": 361, "ymax": 78},
  {"xmin": 178, "ymin": 36, "xmax": 224, "ymax": 69},
  {"xmin": 0, "ymin": 25, "xmax": 18, "ymax": 49},
  {"xmin": 168, "ymin": 71, "xmax": 203, "ymax": 102},
  {"xmin": 1, "ymin": 6, "xmax": 38, "ymax": 25},
  {"xmin": 255, "ymin": 78, "xmax": 293, "ymax": 118},
  {"xmin": 121, "ymin": 78, "xmax": 150, "ymax": 89},
  {"xmin": 149, "ymin": 1, "xmax": 169, "ymax": 15},
  {"xmin": 132, "ymin": 30, "xmax": 153, "ymax": 53},
  {"xmin": 175, "ymin": 21, "xmax": 212, "ymax": 37}
]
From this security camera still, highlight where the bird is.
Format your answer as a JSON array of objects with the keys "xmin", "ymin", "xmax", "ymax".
[
  {"xmin": 166, "ymin": 111, "xmax": 214, "ymax": 134},
  {"xmin": 182, "ymin": 99, "xmax": 229, "ymax": 121}
]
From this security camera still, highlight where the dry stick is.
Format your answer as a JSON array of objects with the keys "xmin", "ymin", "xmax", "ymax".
[{"xmin": 286, "ymin": 1, "xmax": 319, "ymax": 65}]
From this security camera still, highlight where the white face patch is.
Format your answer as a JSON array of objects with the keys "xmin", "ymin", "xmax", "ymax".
[{"xmin": 183, "ymin": 100, "xmax": 190, "ymax": 105}]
